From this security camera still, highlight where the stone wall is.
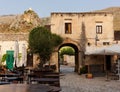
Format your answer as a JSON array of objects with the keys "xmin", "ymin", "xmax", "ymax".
[
  {"xmin": 51, "ymin": 12, "xmax": 114, "ymax": 47},
  {"xmin": 63, "ymin": 55, "xmax": 75, "ymax": 66},
  {"xmin": 0, "ymin": 33, "xmax": 28, "ymax": 41},
  {"xmin": 0, "ymin": 33, "xmax": 28, "ymax": 66},
  {"xmin": 51, "ymin": 12, "xmax": 115, "ymax": 73}
]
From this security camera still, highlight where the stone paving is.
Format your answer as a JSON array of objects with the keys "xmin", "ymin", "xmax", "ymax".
[{"xmin": 60, "ymin": 65, "xmax": 120, "ymax": 92}]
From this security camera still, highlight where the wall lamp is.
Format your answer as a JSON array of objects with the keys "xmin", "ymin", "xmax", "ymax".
[{"xmin": 95, "ymin": 34, "xmax": 99, "ymax": 46}]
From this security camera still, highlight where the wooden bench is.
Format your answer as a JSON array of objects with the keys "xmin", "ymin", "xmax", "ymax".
[
  {"xmin": 43, "ymin": 74, "xmax": 60, "ymax": 78},
  {"xmin": 4, "ymin": 77, "xmax": 24, "ymax": 83},
  {"xmin": 27, "ymin": 70, "xmax": 60, "ymax": 87},
  {"xmin": 0, "ymin": 81, "xmax": 10, "ymax": 85},
  {"xmin": 0, "ymin": 74, "xmax": 20, "ymax": 77},
  {"xmin": 30, "ymin": 78, "xmax": 60, "ymax": 87},
  {"xmin": 28, "ymin": 72, "xmax": 60, "ymax": 80},
  {"xmin": 28, "ymin": 72, "xmax": 59, "ymax": 77}
]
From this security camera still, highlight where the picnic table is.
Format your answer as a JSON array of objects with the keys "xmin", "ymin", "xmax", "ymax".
[
  {"xmin": 4, "ymin": 77, "xmax": 23, "ymax": 83},
  {"xmin": 43, "ymin": 74, "xmax": 60, "ymax": 78},
  {"xmin": 0, "ymin": 81, "xmax": 10, "ymax": 85},
  {"xmin": 0, "ymin": 73, "xmax": 20, "ymax": 77},
  {"xmin": 0, "ymin": 84, "xmax": 61, "ymax": 92},
  {"xmin": 30, "ymin": 78, "xmax": 60, "ymax": 87},
  {"xmin": 31, "ymin": 78, "xmax": 59, "ymax": 82}
]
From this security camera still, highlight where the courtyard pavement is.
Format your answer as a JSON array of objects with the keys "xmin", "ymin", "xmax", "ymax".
[{"xmin": 60, "ymin": 65, "xmax": 120, "ymax": 92}]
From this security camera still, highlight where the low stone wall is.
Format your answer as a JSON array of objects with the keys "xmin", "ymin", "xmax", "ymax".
[{"xmin": 0, "ymin": 33, "xmax": 28, "ymax": 41}]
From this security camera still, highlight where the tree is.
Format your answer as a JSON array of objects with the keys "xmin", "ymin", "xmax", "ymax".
[
  {"xmin": 60, "ymin": 46, "xmax": 75, "ymax": 57},
  {"xmin": 28, "ymin": 26, "xmax": 63, "ymax": 69},
  {"xmin": 79, "ymin": 22, "xmax": 87, "ymax": 68}
]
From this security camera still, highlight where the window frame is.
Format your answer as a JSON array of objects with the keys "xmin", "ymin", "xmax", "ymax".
[
  {"xmin": 65, "ymin": 22, "xmax": 72, "ymax": 34},
  {"xmin": 103, "ymin": 42, "xmax": 110, "ymax": 45},
  {"xmin": 114, "ymin": 31, "xmax": 120, "ymax": 40},
  {"xmin": 96, "ymin": 25, "xmax": 102, "ymax": 34}
]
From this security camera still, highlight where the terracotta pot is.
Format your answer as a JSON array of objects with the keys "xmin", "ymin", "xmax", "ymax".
[{"xmin": 86, "ymin": 73, "xmax": 93, "ymax": 78}]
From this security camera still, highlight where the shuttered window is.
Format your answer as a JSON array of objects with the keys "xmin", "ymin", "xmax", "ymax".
[
  {"xmin": 65, "ymin": 23, "xmax": 72, "ymax": 34},
  {"xmin": 96, "ymin": 25, "xmax": 102, "ymax": 34},
  {"xmin": 114, "ymin": 31, "xmax": 120, "ymax": 40}
]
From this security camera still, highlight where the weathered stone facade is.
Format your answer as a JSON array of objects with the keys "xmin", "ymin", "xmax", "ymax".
[
  {"xmin": 1, "ymin": 7, "xmax": 120, "ymax": 73},
  {"xmin": 0, "ymin": 33, "xmax": 28, "ymax": 66},
  {"xmin": 0, "ymin": 8, "xmax": 41, "ymax": 67},
  {"xmin": 50, "ymin": 11, "xmax": 119, "ymax": 73},
  {"xmin": 51, "ymin": 12, "xmax": 114, "ymax": 46}
]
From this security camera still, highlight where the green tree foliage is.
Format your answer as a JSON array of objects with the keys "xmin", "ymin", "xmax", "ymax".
[
  {"xmin": 60, "ymin": 46, "xmax": 75, "ymax": 57},
  {"xmin": 29, "ymin": 26, "xmax": 63, "ymax": 68},
  {"xmin": 1, "ymin": 54, "xmax": 7, "ymax": 63}
]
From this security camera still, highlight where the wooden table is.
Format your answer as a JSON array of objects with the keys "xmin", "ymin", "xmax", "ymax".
[
  {"xmin": 31, "ymin": 78, "xmax": 60, "ymax": 87},
  {"xmin": 0, "ymin": 81, "xmax": 10, "ymax": 85},
  {"xmin": 31, "ymin": 78, "xmax": 59, "ymax": 83},
  {"xmin": 0, "ymin": 74, "xmax": 20, "ymax": 77},
  {"xmin": 4, "ymin": 77, "xmax": 23, "ymax": 83},
  {"xmin": 43, "ymin": 74, "xmax": 60, "ymax": 78},
  {"xmin": 0, "ymin": 84, "xmax": 61, "ymax": 92}
]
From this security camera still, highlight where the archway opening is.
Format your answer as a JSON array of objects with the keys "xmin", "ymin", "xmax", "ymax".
[{"xmin": 58, "ymin": 43, "xmax": 79, "ymax": 73}]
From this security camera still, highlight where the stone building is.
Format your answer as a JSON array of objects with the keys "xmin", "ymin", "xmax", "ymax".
[
  {"xmin": 0, "ymin": 8, "xmax": 41, "ymax": 67},
  {"xmin": 50, "ymin": 7, "xmax": 120, "ymax": 73},
  {"xmin": 1, "ymin": 7, "xmax": 120, "ymax": 74}
]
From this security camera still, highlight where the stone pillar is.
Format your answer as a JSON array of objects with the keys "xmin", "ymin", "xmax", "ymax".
[
  {"xmin": 33, "ymin": 53, "xmax": 40, "ymax": 68},
  {"xmin": 78, "ymin": 51, "xmax": 84, "ymax": 74},
  {"xmin": 50, "ymin": 51, "xmax": 59, "ymax": 72}
]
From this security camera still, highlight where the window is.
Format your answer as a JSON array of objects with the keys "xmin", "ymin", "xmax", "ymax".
[
  {"xmin": 103, "ymin": 42, "xmax": 110, "ymax": 45},
  {"xmin": 96, "ymin": 22, "xmax": 103, "ymax": 34},
  {"xmin": 65, "ymin": 23, "xmax": 72, "ymax": 34},
  {"xmin": 114, "ymin": 31, "xmax": 120, "ymax": 40},
  {"xmin": 96, "ymin": 25, "xmax": 102, "ymax": 34}
]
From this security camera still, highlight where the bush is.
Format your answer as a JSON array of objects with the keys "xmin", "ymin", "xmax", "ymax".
[
  {"xmin": 1, "ymin": 54, "xmax": 7, "ymax": 63},
  {"xmin": 80, "ymin": 66, "xmax": 88, "ymax": 74}
]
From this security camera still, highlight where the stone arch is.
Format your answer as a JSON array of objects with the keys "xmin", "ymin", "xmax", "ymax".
[
  {"xmin": 50, "ymin": 38, "xmax": 82, "ymax": 73},
  {"xmin": 58, "ymin": 43, "xmax": 79, "ymax": 72}
]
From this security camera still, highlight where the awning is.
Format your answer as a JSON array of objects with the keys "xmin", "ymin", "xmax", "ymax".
[{"xmin": 85, "ymin": 44, "xmax": 120, "ymax": 55}]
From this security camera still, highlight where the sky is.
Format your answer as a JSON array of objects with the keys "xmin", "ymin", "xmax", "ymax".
[{"xmin": 0, "ymin": 0, "xmax": 120, "ymax": 17}]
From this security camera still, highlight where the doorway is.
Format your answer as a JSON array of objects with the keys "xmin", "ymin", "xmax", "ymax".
[
  {"xmin": 105, "ymin": 55, "xmax": 111, "ymax": 71},
  {"xmin": 58, "ymin": 43, "xmax": 79, "ymax": 73},
  {"xmin": 27, "ymin": 52, "xmax": 33, "ymax": 67}
]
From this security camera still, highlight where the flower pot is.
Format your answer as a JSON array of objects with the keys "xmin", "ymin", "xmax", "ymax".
[{"xmin": 86, "ymin": 73, "xmax": 93, "ymax": 79}]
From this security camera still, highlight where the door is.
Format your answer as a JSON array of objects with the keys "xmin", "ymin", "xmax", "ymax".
[
  {"xmin": 27, "ymin": 53, "xmax": 33, "ymax": 67},
  {"xmin": 6, "ymin": 50, "xmax": 14, "ymax": 70},
  {"xmin": 105, "ymin": 55, "xmax": 111, "ymax": 71}
]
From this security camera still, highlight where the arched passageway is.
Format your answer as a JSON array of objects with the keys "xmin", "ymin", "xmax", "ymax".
[{"xmin": 58, "ymin": 43, "xmax": 79, "ymax": 73}]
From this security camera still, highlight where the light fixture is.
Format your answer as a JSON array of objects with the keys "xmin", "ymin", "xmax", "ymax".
[{"xmin": 95, "ymin": 34, "xmax": 99, "ymax": 46}]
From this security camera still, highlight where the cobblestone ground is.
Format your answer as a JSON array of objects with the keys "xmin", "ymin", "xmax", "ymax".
[{"xmin": 60, "ymin": 65, "xmax": 120, "ymax": 92}]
